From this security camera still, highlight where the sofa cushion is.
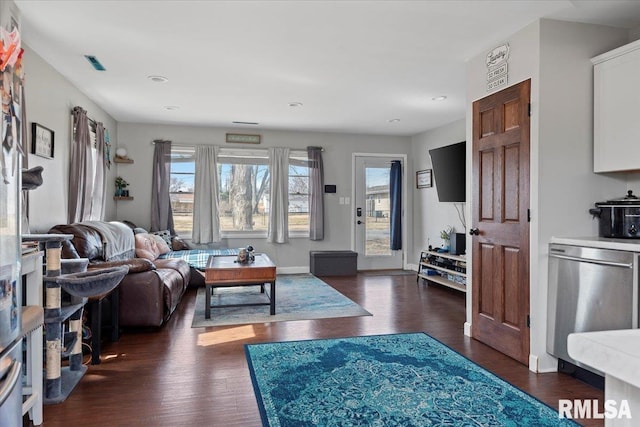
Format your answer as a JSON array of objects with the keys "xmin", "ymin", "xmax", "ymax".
[
  {"xmin": 89, "ymin": 258, "xmax": 156, "ymax": 274},
  {"xmin": 154, "ymin": 268, "xmax": 187, "ymax": 319},
  {"xmin": 50, "ymin": 224, "xmax": 104, "ymax": 261},
  {"xmin": 154, "ymin": 258, "xmax": 191, "ymax": 287}
]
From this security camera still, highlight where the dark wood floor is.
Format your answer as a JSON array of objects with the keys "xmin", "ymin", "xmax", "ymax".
[{"xmin": 32, "ymin": 273, "xmax": 603, "ymax": 426}]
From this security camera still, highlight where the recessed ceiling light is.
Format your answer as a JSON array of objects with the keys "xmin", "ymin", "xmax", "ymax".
[
  {"xmin": 164, "ymin": 105, "xmax": 179, "ymax": 110},
  {"xmin": 288, "ymin": 102, "xmax": 303, "ymax": 107},
  {"xmin": 432, "ymin": 96, "xmax": 447, "ymax": 101},
  {"xmin": 388, "ymin": 118, "xmax": 400, "ymax": 123},
  {"xmin": 148, "ymin": 75, "xmax": 168, "ymax": 83}
]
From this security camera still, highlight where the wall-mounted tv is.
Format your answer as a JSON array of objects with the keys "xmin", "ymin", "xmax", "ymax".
[{"xmin": 428, "ymin": 141, "xmax": 466, "ymax": 202}]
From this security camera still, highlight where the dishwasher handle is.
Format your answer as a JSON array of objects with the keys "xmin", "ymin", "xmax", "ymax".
[{"xmin": 549, "ymin": 252, "xmax": 633, "ymax": 269}]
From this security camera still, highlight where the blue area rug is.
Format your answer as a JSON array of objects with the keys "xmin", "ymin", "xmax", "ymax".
[
  {"xmin": 191, "ymin": 274, "xmax": 371, "ymax": 327},
  {"xmin": 245, "ymin": 333, "xmax": 578, "ymax": 426}
]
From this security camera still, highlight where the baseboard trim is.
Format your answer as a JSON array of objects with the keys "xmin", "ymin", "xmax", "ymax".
[
  {"xmin": 277, "ymin": 266, "xmax": 309, "ymax": 275},
  {"xmin": 464, "ymin": 322, "xmax": 472, "ymax": 337}
]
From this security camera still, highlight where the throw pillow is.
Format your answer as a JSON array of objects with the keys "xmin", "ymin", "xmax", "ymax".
[
  {"xmin": 151, "ymin": 230, "xmax": 172, "ymax": 247},
  {"xmin": 134, "ymin": 233, "xmax": 163, "ymax": 260},
  {"xmin": 170, "ymin": 236, "xmax": 190, "ymax": 251},
  {"xmin": 149, "ymin": 234, "xmax": 171, "ymax": 254}
]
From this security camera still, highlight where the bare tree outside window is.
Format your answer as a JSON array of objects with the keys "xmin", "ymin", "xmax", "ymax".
[
  {"xmin": 230, "ymin": 164, "xmax": 254, "ymax": 230},
  {"xmin": 169, "ymin": 147, "xmax": 309, "ymax": 237}
]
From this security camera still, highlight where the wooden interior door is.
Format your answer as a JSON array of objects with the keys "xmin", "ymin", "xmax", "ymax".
[{"xmin": 471, "ymin": 79, "xmax": 531, "ymax": 365}]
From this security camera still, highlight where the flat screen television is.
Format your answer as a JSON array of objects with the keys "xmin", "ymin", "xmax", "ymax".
[{"xmin": 428, "ymin": 141, "xmax": 466, "ymax": 202}]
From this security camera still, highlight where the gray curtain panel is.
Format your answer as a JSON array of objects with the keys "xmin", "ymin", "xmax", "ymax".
[
  {"xmin": 192, "ymin": 145, "xmax": 221, "ymax": 244},
  {"xmin": 68, "ymin": 106, "xmax": 93, "ymax": 223},
  {"xmin": 150, "ymin": 140, "xmax": 175, "ymax": 234},
  {"xmin": 267, "ymin": 147, "xmax": 290, "ymax": 243},
  {"xmin": 308, "ymin": 146, "xmax": 324, "ymax": 240}
]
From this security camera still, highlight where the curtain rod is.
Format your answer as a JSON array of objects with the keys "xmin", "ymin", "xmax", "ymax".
[
  {"xmin": 150, "ymin": 140, "xmax": 324, "ymax": 151},
  {"xmin": 69, "ymin": 111, "xmax": 97, "ymax": 126}
]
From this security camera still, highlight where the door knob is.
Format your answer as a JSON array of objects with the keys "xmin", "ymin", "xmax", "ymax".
[
  {"xmin": 469, "ymin": 228, "xmax": 480, "ymax": 236},
  {"xmin": 357, "ymin": 220, "xmax": 363, "ymax": 225}
]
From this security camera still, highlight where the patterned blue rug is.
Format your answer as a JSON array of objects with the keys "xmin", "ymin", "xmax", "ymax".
[
  {"xmin": 192, "ymin": 274, "xmax": 371, "ymax": 327},
  {"xmin": 245, "ymin": 333, "xmax": 578, "ymax": 426}
]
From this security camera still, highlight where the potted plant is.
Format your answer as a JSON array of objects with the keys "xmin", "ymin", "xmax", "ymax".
[
  {"xmin": 440, "ymin": 226, "xmax": 454, "ymax": 251},
  {"xmin": 115, "ymin": 176, "xmax": 129, "ymax": 197}
]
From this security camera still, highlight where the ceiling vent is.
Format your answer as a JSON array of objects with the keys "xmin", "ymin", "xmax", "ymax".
[
  {"xmin": 232, "ymin": 121, "xmax": 259, "ymax": 125},
  {"xmin": 84, "ymin": 55, "xmax": 106, "ymax": 71}
]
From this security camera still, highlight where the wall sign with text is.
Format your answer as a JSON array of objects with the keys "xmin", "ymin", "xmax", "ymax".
[
  {"xmin": 225, "ymin": 133, "xmax": 261, "ymax": 144},
  {"xmin": 486, "ymin": 43, "xmax": 510, "ymax": 92}
]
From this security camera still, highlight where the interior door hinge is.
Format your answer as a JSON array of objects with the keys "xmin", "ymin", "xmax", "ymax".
[
  {"xmin": 526, "ymin": 315, "xmax": 531, "ymax": 328},
  {"xmin": 527, "ymin": 209, "xmax": 531, "ymax": 222},
  {"xmin": 528, "ymin": 103, "xmax": 531, "ymax": 117}
]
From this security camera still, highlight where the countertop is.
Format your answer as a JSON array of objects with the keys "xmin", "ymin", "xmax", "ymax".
[
  {"xmin": 550, "ymin": 236, "xmax": 640, "ymax": 252},
  {"xmin": 568, "ymin": 329, "xmax": 640, "ymax": 389}
]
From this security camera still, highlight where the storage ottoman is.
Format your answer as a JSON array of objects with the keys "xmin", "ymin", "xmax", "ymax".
[{"xmin": 309, "ymin": 251, "xmax": 357, "ymax": 276}]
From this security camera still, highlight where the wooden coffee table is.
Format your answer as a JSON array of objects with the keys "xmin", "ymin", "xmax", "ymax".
[{"xmin": 203, "ymin": 254, "xmax": 277, "ymax": 319}]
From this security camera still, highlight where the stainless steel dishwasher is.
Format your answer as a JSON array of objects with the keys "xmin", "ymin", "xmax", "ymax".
[{"xmin": 547, "ymin": 243, "xmax": 639, "ymax": 376}]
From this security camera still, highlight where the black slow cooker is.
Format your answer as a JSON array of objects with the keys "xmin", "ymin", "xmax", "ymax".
[{"xmin": 589, "ymin": 190, "xmax": 640, "ymax": 238}]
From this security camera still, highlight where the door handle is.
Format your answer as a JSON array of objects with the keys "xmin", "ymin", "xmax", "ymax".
[
  {"xmin": 469, "ymin": 228, "xmax": 480, "ymax": 236},
  {"xmin": 357, "ymin": 220, "xmax": 363, "ymax": 225},
  {"xmin": 548, "ymin": 253, "xmax": 633, "ymax": 269}
]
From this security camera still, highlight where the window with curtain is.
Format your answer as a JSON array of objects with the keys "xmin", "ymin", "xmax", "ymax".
[
  {"xmin": 168, "ymin": 146, "xmax": 309, "ymax": 238},
  {"xmin": 68, "ymin": 106, "xmax": 107, "ymax": 222}
]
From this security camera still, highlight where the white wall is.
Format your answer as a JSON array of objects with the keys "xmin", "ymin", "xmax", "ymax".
[
  {"xmin": 23, "ymin": 44, "xmax": 118, "ymax": 232},
  {"xmin": 466, "ymin": 19, "xmax": 629, "ymax": 372},
  {"xmin": 536, "ymin": 20, "xmax": 629, "ymax": 370},
  {"xmin": 466, "ymin": 19, "xmax": 542, "ymax": 354},
  {"xmin": 116, "ymin": 123, "xmax": 412, "ymax": 270},
  {"xmin": 409, "ymin": 118, "xmax": 466, "ymax": 268}
]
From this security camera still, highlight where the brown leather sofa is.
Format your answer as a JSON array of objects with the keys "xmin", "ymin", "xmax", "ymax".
[{"xmin": 49, "ymin": 222, "xmax": 191, "ymax": 327}]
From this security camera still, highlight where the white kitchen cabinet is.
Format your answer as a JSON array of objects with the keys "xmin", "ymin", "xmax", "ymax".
[{"xmin": 592, "ymin": 39, "xmax": 640, "ymax": 173}]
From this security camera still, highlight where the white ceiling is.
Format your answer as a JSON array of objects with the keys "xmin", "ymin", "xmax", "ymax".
[{"xmin": 14, "ymin": 0, "xmax": 640, "ymax": 136}]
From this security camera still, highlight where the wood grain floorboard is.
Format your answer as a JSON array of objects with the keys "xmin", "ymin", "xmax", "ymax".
[{"xmin": 29, "ymin": 274, "xmax": 603, "ymax": 426}]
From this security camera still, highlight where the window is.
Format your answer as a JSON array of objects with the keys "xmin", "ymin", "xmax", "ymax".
[
  {"xmin": 169, "ymin": 146, "xmax": 310, "ymax": 238},
  {"xmin": 217, "ymin": 149, "xmax": 270, "ymax": 234},
  {"xmin": 288, "ymin": 151, "xmax": 310, "ymax": 234},
  {"xmin": 169, "ymin": 147, "xmax": 195, "ymax": 236}
]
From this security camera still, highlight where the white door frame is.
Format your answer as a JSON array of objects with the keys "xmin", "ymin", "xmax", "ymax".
[{"xmin": 351, "ymin": 153, "xmax": 408, "ymax": 270}]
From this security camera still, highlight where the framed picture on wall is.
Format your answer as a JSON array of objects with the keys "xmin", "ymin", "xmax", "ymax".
[
  {"xmin": 416, "ymin": 169, "xmax": 432, "ymax": 188},
  {"xmin": 31, "ymin": 122, "xmax": 55, "ymax": 159}
]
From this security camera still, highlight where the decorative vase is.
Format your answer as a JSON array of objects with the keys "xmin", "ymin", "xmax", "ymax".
[{"xmin": 115, "ymin": 188, "xmax": 123, "ymax": 197}]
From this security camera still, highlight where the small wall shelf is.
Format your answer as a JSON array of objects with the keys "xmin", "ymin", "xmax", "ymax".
[
  {"xmin": 114, "ymin": 157, "xmax": 134, "ymax": 164},
  {"xmin": 113, "ymin": 196, "xmax": 133, "ymax": 201},
  {"xmin": 417, "ymin": 250, "xmax": 466, "ymax": 292}
]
